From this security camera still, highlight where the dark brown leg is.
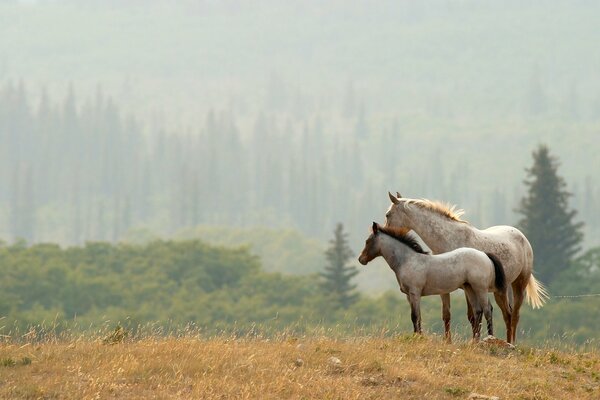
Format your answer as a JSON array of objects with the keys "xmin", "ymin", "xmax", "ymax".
[
  {"xmin": 511, "ymin": 279, "xmax": 527, "ymax": 344},
  {"xmin": 493, "ymin": 290, "xmax": 513, "ymax": 343}
]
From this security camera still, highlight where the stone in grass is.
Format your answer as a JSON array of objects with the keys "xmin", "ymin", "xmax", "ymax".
[
  {"xmin": 294, "ymin": 358, "xmax": 304, "ymax": 367},
  {"xmin": 480, "ymin": 335, "xmax": 515, "ymax": 350},
  {"xmin": 468, "ymin": 393, "xmax": 500, "ymax": 400},
  {"xmin": 328, "ymin": 356, "xmax": 343, "ymax": 370}
]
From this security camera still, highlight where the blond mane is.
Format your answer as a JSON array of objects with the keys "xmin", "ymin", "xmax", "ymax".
[{"xmin": 401, "ymin": 198, "xmax": 468, "ymax": 223}]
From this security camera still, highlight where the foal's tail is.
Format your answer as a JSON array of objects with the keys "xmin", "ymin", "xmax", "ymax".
[
  {"xmin": 485, "ymin": 253, "xmax": 507, "ymax": 292},
  {"xmin": 526, "ymin": 274, "xmax": 549, "ymax": 309}
]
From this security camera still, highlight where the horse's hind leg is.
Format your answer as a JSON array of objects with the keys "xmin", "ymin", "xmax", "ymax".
[
  {"xmin": 493, "ymin": 290, "xmax": 512, "ymax": 343},
  {"xmin": 511, "ymin": 276, "xmax": 528, "ymax": 344},
  {"xmin": 441, "ymin": 293, "xmax": 451, "ymax": 342}
]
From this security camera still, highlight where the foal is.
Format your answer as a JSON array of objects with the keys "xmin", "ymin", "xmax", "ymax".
[{"xmin": 358, "ymin": 222, "xmax": 508, "ymax": 341}]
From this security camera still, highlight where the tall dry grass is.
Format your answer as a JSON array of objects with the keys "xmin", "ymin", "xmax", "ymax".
[{"xmin": 0, "ymin": 327, "xmax": 598, "ymax": 399}]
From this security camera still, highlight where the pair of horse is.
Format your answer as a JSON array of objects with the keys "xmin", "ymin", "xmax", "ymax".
[{"xmin": 358, "ymin": 192, "xmax": 548, "ymax": 343}]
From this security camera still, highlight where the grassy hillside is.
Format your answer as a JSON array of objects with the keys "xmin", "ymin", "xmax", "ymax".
[{"xmin": 0, "ymin": 333, "xmax": 598, "ymax": 399}]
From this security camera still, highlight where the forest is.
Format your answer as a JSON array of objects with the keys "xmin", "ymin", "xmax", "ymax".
[{"xmin": 1, "ymin": 1, "xmax": 600, "ymax": 250}]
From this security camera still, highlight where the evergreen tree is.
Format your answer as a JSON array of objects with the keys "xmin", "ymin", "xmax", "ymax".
[
  {"xmin": 320, "ymin": 223, "xmax": 359, "ymax": 309},
  {"xmin": 517, "ymin": 144, "xmax": 584, "ymax": 284}
]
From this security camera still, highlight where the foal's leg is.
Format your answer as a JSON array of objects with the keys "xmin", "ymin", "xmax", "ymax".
[
  {"xmin": 493, "ymin": 291, "xmax": 512, "ymax": 343},
  {"xmin": 463, "ymin": 286, "xmax": 484, "ymax": 341},
  {"xmin": 407, "ymin": 293, "xmax": 422, "ymax": 334},
  {"xmin": 441, "ymin": 293, "xmax": 451, "ymax": 342},
  {"xmin": 485, "ymin": 298, "xmax": 493, "ymax": 337},
  {"xmin": 483, "ymin": 298, "xmax": 493, "ymax": 338},
  {"xmin": 465, "ymin": 291, "xmax": 475, "ymax": 328}
]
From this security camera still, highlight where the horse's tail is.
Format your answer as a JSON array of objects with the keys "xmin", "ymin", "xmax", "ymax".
[
  {"xmin": 485, "ymin": 253, "xmax": 506, "ymax": 293},
  {"xmin": 526, "ymin": 274, "xmax": 549, "ymax": 309}
]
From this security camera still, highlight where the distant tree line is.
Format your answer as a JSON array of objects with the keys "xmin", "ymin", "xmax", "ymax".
[{"xmin": 1, "ymin": 81, "xmax": 599, "ymax": 246}]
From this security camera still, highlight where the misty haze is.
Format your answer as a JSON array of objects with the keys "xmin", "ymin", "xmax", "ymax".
[{"xmin": 0, "ymin": 2, "xmax": 599, "ymax": 397}]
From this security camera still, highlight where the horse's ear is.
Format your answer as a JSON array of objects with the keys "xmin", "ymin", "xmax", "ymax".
[
  {"xmin": 396, "ymin": 192, "xmax": 402, "ymax": 198},
  {"xmin": 388, "ymin": 192, "xmax": 400, "ymax": 204},
  {"xmin": 372, "ymin": 221, "xmax": 378, "ymax": 233}
]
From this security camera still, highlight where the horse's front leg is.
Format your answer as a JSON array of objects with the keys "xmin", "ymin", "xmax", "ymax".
[
  {"xmin": 408, "ymin": 293, "xmax": 422, "ymax": 334},
  {"xmin": 441, "ymin": 293, "xmax": 451, "ymax": 343}
]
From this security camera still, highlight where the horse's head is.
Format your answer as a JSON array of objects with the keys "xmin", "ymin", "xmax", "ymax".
[
  {"xmin": 384, "ymin": 191, "xmax": 410, "ymax": 228},
  {"xmin": 358, "ymin": 222, "xmax": 382, "ymax": 265}
]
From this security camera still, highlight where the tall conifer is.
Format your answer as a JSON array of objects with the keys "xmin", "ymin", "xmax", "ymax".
[
  {"xmin": 320, "ymin": 223, "xmax": 359, "ymax": 309},
  {"xmin": 517, "ymin": 144, "xmax": 584, "ymax": 284}
]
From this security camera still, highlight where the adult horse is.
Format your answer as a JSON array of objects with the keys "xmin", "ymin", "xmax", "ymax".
[
  {"xmin": 359, "ymin": 222, "xmax": 508, "ymax": 341},
  {"xmin": 385, "ymin": 192, "xmax": 548, "ymax": 343}
]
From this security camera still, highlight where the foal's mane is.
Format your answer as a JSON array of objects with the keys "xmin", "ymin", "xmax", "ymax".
[
  {"xmin": 401, "ymin": 198, "xmax": 468, "ymax": 223},
  {"xmin": 377, "ymin": 226, "xmax": 430, "ymax": 254}
]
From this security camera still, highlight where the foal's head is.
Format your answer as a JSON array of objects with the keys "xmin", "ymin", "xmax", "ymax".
[
  {"xmin": 358, "ymin": 222, "xmax": 429, "ymax": 265},
  {"xmin": 358, "ymin": 222, "xmax": 383, "ymax": 265}
]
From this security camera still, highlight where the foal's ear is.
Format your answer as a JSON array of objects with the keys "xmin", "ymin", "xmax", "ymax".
[{"xmin": 372, "ymin": 221, "xmax": 378, "ymax": 233}]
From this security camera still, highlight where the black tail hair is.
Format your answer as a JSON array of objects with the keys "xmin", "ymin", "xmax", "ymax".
[{"xmin": 486, "ymin": 253, "xmax": 507, "ymax": 292}]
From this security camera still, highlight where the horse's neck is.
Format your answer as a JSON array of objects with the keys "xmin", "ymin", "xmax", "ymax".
[
  {"xmin": 409, "ymin": 209, "xmax": 475, "ymax": 254},
  {"xmin": 378, "ymin": 235, "xmax": 417, "ymax": 272}
]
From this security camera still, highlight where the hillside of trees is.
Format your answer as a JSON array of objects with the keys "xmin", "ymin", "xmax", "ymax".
[
  {"xmin": 1, "ymin": 1, "xmax": 600, "ymax": 252},
  {"xmin": 0, "ymin": 239, "xmax": 598, "ymax": 346},
  {"xmin": 1, "ymin": 82, "xmax": 599, "ymax": 254}
]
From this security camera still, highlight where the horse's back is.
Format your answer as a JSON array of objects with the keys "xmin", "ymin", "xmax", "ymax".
[
  {"xmin": 481, "ymin": 225, "xmax": 530, "ymax": 248},
  {"xmin": 477, "ymin": 225, "xmax": 533, "ymax": 276}
]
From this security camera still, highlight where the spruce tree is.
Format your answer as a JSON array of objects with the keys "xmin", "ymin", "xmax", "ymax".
[
  {"xmin": 320, "ymin": 223, "xmax": 359, "ymax": 309},
  {"xmin": 517, "ymin": 144, "xmax": 584, "ymax": 284}
]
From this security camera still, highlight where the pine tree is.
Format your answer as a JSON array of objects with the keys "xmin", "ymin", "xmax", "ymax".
[
  {"xmin": 320, "ymin": 223, "xmax": 359, "ymax": 309},
  {"xmin": 517, "ymin": 144, "xmax": 584, "ymax": 284}
]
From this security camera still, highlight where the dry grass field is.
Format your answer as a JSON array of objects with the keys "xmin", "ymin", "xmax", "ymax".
[{"xmin": 0, "ymin": 332, "xmax": 598, "ymax": 399}]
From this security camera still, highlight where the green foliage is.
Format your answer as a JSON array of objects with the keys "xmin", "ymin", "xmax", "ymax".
[
  {"xmin": 173, "ymin": 225, "xmax": 325, "ymax": 275},
  {"xmin": 517, "ymin": 144, "xmax": 584, "ymax": 284},
  {"xmin": 320, "ymin": 224, "xmax": 359, "ymax": 310},
  {"xmin": 0, "ymin": 239, "xmax": 598, "ymax": 346}
]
